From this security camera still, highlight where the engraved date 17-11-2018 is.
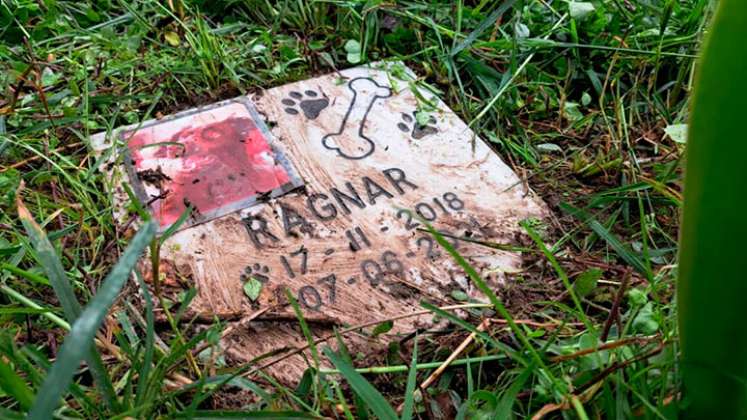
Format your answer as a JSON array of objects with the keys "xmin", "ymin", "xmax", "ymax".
[{"xmin": 238, "ymin": 185, "xmax": 470, "ymax": 312}]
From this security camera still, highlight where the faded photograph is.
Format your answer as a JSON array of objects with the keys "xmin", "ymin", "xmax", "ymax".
[{"xmin": 125, "ymin": 102, "xmax": 293, "ymax": 227}]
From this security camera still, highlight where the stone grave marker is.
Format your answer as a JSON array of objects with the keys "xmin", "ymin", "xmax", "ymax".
[{"xmin": 92, "ymin": 63, "xmax": 547, "ymax": 381}]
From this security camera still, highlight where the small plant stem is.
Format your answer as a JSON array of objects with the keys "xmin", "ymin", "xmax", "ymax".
[
  {"xmin": 150, "ymin": 238, "xmax": 161, "ymax": 298},
  {"xmin": 244, "ymin": 303, "xmax": 492, "ymax": 378},
  {"xmin": 157, "ymin": 293, "xmax": 202, "ymax": 378},
  {"xmin": 600, "ymin": 270, "xmax": 632, "ymax": 341},
  {"xmin": 149, "ymin": 235, "xmax": 200, "ymax": 377},
  {"xmin": 523, "ymin": 223, "xmax": 593, "ymax": 331},
  {"xmin": 570, "ymin": 396, "xmax": 590, "ymax": 420},
  {"xmin": 420, "ymin": 318, "xmax": 489, "ymax": 390},
  {"xmin": 0, "ymin": 284, "xmax": 70, "ymax": 329},
  {"xmin": 319, "ymin": 354, "xmax": 507, "ymax": 375}
]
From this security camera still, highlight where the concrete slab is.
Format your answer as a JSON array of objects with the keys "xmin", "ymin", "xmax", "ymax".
[{"xmin": 92, "ymin": 63, "xmax": 548, "ymax": 382}]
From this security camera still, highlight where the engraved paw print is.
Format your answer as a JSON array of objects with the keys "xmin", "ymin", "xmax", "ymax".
[
  {"xmin": 241, "ymin": 263, "xmax": 270, "ymax": 283},
  {"xmin": 282, "ymin": 90, "xmax": 329, "ymax": 120},
  {"xmin": 397, "ymin": 112, "xmax": 438, "ymax": 139}
]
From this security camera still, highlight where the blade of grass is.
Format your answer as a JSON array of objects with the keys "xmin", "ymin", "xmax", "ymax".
[
  {"xmin": 16, "ymin": 190, "xmax": 119, "ymax": 410},
  {"xmin": 468, "ymin": 13, "xmax": 568, "ymax": 127},
  {"xmin": 27, "ymin": 220, "xmax": 156, "ymax": 419},
  {"xmin": 419, "ymin": 219, "xmax": 558, "ymax": 391},
  {"xmin": 0, "ymin": 284, "xmax": 70, "ymax": 330},
  {"xmin": 495, "ymin": 366, "xmax": 534, "ymax": 418},
  {"xmin": 0, "ymin": 407, "xmax": 24, "ymax": 420},
  {"xmin": 10, "ymin": 340, "xmax": 101, "ymax": 417},
  {"xmin": 17, "ymin": 193, "xmax": 82, "ymax": 320},
  {"xmin": 322, "ymin": 347, "xmax": 398, "ymax": 420},
  {"xmin": 0, "ymin": 355, "xmax": 34, "ymax": 411},
  {"xmin": 159, "ymin": 206, "xmax": 193, "ymax": 244},
  {"xmin": 400, "ymin": 337, "xmax": 418, "ymax": 420},
  {"xmin": 333, "ymin": 381, "xmax": 356, "ymax": 420},
  {"xmin": 0, "ymin": 264, "xmax": 50, "ymax": 286},
  {"xmin": 285, "ymin": 288, "xmax": 321, "ymax": 404},
  {"xmin": 521, "ymin": 221, "xmax": 593, "ymax": 331},
  {"xmin": 133, "ymin": 270, "xmax": 155, "ymax": 407},
  {"xmin": 420, "ymin": 301, "xmax": 522, "ymax": 362},
  {"xmin": 560, "ymin": 202, "xmax": 652, "ymax": 280},
  {"xmin": 177, "ymin": 410, "xmax": 317, "ymax": 418},
  {"xmin": 450, "ymin": 0, "xmax": 518, "ymax": 56}
]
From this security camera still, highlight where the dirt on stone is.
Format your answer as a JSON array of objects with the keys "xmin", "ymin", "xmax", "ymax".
[{"xmin": 137, "ymin": 167, "xmax": 171, "ymax": 189}]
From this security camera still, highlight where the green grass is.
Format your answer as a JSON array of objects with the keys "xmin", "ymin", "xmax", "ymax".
[{"xmin": 0, "ymin": 0, "xmax": 707, "ymax": 417}]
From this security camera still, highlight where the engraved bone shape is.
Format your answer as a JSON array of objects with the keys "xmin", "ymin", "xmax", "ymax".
[{"xmin": 322, "ymin": 77, "xmax": 392, "ymax": 160}]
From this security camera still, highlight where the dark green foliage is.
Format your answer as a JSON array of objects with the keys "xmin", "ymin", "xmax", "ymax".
[
  {"xmin": 0, "ymin": 0, "xmax": 708, "ymax": 417},
  {"xmin": 678, "ymin": 0, "xmax": 747, "ymax": 417}
]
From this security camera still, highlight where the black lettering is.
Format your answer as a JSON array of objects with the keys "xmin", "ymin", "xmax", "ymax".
[
  {"xmin": 280, "ymin": 247, "xmax": 308, "ymax": 278},
  {"xmin": 415, "ymin": 202, "xmax": 437, "ymax": 221},
  {"xmin": 383, "ymin": 168, "xmax": 418, "ymax": 195},
  {"xmin": 417, "ymin": 236, "xmax": 439, "ymax": 259},
  {"xmin": 346, "ymin": 227, "xmax": 371, "ymax": 252},
  {"xmin": 396, "ymin": 209, "xmax": 420, "ymax": 230},
  {"xmin": 330, "ymin": 182, "xmax": 366, "ymax": 214},
  {"xmin": 307, "ymin": 193, "xmax": 337, "ymax": 221},
  {"xmin": 280, "ymin": 204, "xmax": 312, "ymax": 236},
  {"xmin": 318, "ymin": 274, "xmax": 337, "ymax": 303},
  {"xmin": 362, "ymin": 176, "xmax": 394, "ymax": 205},
  {"xmin": 361, "ymin": 259, "xmax": 383, "ymax": 287},
  {"xmin": 298, "ymin": 286, "xmax": 322, "ymax": 311},
  {"xmin": 242, "ymin": 215, "xmax": 279, "ymax": 249}
]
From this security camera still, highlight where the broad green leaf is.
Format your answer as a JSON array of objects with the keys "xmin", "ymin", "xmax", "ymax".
[
  {"xmin": 563, "ymin": 101, "xmax": 583, "ymax": 122},
  {"xmin": 664, "ymin": 123, "xmax": 688, "ymax": 144},
  {"xmin": 536, "ymin": 143, "xmax": 563, "ymax": 153},
  {"xmin": 461, "ymin": 390, "xmax": 497, "ymax": 418},
  {"xmin": 627, "ymin": 288, "xmax": 648, "ymax": 306},
  {"xmin": 569, "ymin": 2, "xmax": 595, "ymax": 19},
  {"xmin": 450, "ymin": 290, "xmax": 469, "ymax": 301},
  {"xmin": 371, "ymin": 320, "xmax": 393, "ymax": 338},
  {"xmin": 27, "ymin": 221, "xmax": 157, "ymax": 420},
  {"xmin": 514, "ymin": 22, "xmax": 530, "ymax": 39},
  {"xmin": 678, "ymin": 1, "xmax": 747, "ymax": 417},
  {"xmin": 414, "ymin": 111, "xmax": 432, "ymax": 127},
  {"xmin": 632, "ymin": 302, "xmax": 659, "ymax": 335},
  {"xmin": 581, "ymin": 91, "xmax": 592, "ymax": 106},
  {"xmin": 574, "ymin": 268, "xmax": 602, "ymax": 297},
  {"xmin": 243, "ymin": 277, "xmax": 263, "ymax": 302},
  {"xmin": 164, "ymin": 31, "xmax": 180, "ymax": 47},
  {"xmin": 323, "ymin": 347, "xmax": 397, "ymax": 420},
  {"xmin": 344, "ymin": 40, "xmax": 361, "ymax": 64}
]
